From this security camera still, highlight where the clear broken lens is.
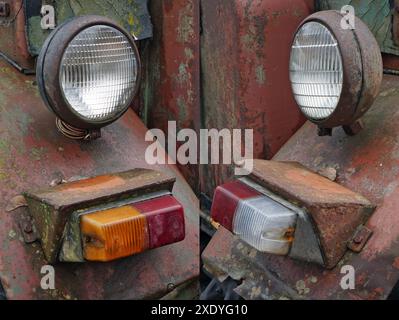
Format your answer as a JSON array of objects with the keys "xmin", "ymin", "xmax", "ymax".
[
  {"xmin": 60, "ymin": 25, "xmax": 139, "ymax": 121},
  {"xmin": 211, "ymin": 180, "xmax": 298, "ymax": 255},
  {"xmin": 290, "ymin": 21, "xmax": 343, "ymax": 121},
  {"xmin": 233, "ymin": 196, "xmax": 297, "ymax": 255}
]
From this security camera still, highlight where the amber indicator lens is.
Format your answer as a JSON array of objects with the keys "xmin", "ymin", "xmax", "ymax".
[
  {"xmin": 80, "ymin": 195, "xmax": 185, "ymax": 262},
  {"xmin": 81, "ymin": 206, "xmax": 149, "ymax": 262}
]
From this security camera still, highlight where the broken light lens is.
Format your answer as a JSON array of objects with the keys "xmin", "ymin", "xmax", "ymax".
[{"xmin": 211, "ymin": 180, "xmax": 297, "ymax": 255}]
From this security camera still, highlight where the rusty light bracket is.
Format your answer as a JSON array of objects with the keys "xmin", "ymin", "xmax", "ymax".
[
  {"xmin": 24, "ymin": 168, "xmax": 176, "ymax": 263},
  {"xmin": 246, "ymin": 160, "xmax": 375, "ymax": 269}
]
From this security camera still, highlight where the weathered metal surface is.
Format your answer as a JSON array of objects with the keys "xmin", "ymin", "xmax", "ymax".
[
  {"xmin": 249, "ymin": 160, "xmax": 375, "ymax": 268},
  {"xmin": 26, "ymin": 0, "xmax": 153, "ymax": 56},
  {"xmin": 0, "ymin": 59, "xmax": 199, "ymax": 300},
  {"xmin": 317, "ymin": 0, "xmax": 398, "ymax": 55},
  {"xmin": 203, "ymin": 74, "xmax": 399, "ymax": 299},
  {"xmin": 25, "ymin": 169, "xmax": 175, "ymax": 263},
  {"xmin": 140, "ymin": 0, "xmax": 200, "ymax": 192},
  {"xmin": 0, "ymin": 0, "xmax": 35, "ymax": 72},
  {"xmin": 202, "ymin": 227, "xmax": 302, "ymax": 300},
  {"xmin": 347, "ymin": 226, "xmax": 373, "ymax": 253},
  {"xmin": 200, "ymin": 0, "xmax": 313, "ymax": 199},
  {"xmin": 0, "ymin": 2, "xmax": 10, "ymax": 17}
]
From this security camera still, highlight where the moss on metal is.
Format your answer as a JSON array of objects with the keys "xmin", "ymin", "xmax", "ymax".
[
  {"xmin": 317, "ymin": 0, "xmax": 399, "ymax": 55},
  {"xmin": 27, "ymin": 0, "xmax": 152, "ymax": 56}
]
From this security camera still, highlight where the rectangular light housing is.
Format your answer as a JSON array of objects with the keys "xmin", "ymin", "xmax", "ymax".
[
  {"xmin": 81, "ymin": 195, "xmax": 185, "ymax": 262},
  {"xmin": 211, "ymin": 180, "xmax": 297, "ymax": 255}
]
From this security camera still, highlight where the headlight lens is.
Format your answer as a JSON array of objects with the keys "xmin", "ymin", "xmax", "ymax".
[
  {"xmin": 288, "ymin": 11, "xmax": 383, "ymax": 135},
  {"xmin": 290, "ymin": 22, "xmax": 343, "ymax": 121},
  {"xmin": 60, "ymin": 25, "xmax": 139, "ymax": 121},
  {"xmin": 37, "ymin": 16, "xmax": 141, "ymax": 133}
]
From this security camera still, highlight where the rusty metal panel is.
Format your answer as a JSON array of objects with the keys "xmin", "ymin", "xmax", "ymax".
[
  {"xmin": 317, "ymin": 0, "xmax": 399, "ymax": 55},
  {"xmin": 26, "ymin": 169, "xmax": 175, "ymax": 209},
  {"xmin": 0, "ymin": 59, "xmax": 199, "ymax": 300},
  {"xmin": 200, "ymin": 0, "xmax": 313, "ymax": 198},
  {"xmin": 203, "ymin": 74, "xmax": 399, "ymax": 299},
  {"xmin": 0, "ymin": 0, "xmax": 35, "ymax": 72},
  {"xmin": 140, "ymin": 0, "xmax": 200, "ymax": 192}
]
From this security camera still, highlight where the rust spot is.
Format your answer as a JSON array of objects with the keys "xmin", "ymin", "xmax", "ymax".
[{"xmin": 57, "ymin": 175, "xmax": 125, "ymax": 193}]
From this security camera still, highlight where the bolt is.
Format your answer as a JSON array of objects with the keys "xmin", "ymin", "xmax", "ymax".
[
  {"xmin": 353, "ymin": 235, "xmax": 364, "ymax": 245},
  {"xmin": 318, "ymin": 127, "xmax": 333, "ymax": 137},
  {"xmin": 23, "ymin": 223, "xmax": 33, "ymax": 234},
  {"xmin": 167, "ymin": 283, "xmax": 175, "ymax": 291},
  {"xmin": 343, "ymin": 120, "xmax": 364, "ymax": 136}
]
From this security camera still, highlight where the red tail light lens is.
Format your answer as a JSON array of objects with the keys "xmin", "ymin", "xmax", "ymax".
[
  {"xmin": 134, "ymin": 195, "xmax": 185, "ymax": 249},
  {"xmin": 81, "ymin": 195, "xmax": 185, "ymax": 262}
]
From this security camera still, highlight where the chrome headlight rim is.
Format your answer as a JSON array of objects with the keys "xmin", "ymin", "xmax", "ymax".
[
  {"xmin": 37, "ymin": 15, "xmax": 141, "ymax": 130},
  {"xmin": 289, "ymin": 10, "xmax": 382, "ymax": 129}
]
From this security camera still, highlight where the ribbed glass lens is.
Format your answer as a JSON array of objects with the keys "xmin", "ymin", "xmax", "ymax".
[
  {"xmin": 290, "ymin": 22, "xmax": 343, "ymax": 120},
  {"xmin": 233, "ymin": 196, "xmax": 297, "ymax": 255},
  {"xmin": 60, "ymin": 25, "xmax": 138, "ymax": 121}
]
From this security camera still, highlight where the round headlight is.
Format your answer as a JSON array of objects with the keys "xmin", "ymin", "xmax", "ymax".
[
  {"xmin": 289, "ymin": 11, "xmax": 382, "ymax": 135},
  {"xmin": 37, "ymin": 16, "xmax": 141, "ymax": 131}
]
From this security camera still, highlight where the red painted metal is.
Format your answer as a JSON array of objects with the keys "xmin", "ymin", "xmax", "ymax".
[
  {"xmin": 200, "ymin": 0, "xmax": 313, "ymax": 198},
  {"xmin": 203, "ymin": 74, "xmax": 399, "ymax": 300},
  {"xmin": 141, "ymin": 0, "xmax": 200, "ymax": 192},
  {"xmin": 0, "ymin": 59, "xmax": 199, "ymax": 300},
  {"xmin": 0, "ymin": 0, "xmax": 34, "ymax": 71}
]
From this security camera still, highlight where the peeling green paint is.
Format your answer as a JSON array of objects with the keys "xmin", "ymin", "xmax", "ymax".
[
  {"xmin": 255, "ymin": 65, "xmax": 266, "ymax": 85},
  {"xmin": 318, "ymin": 0, "xmax": 398, "ymax": 55},
  {"xmin": 31, "ymin": 147, "xmax": 48, "ymax": 161},
  {"xmin": 177, "ymin": 96, "xmax": 188, "ymax": 124},
  {"xmin": 27, "ymin": 0, "xmax": 153, "ymax": 56},
  {"xmin": 184, "ymin": 48, "xmax": 194, "ymax": 59},
  {"xmin": 177, "ymin": 3, "xmax": 195, "ymax": 43}
]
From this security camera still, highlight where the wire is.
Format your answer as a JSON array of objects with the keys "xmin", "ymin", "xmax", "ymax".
[
  {"xmin": 55, "ymin": 118, "xmax": 92, "ymax": 140},
  {"xmin": 0, "ymin": 1, "xmax": 23, "ymax": 27}
]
